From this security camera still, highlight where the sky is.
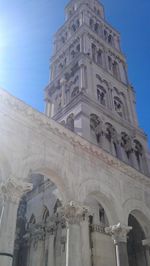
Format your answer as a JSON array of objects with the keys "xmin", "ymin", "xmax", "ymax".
[{"xmin": 0, "ymin": 0, "xmax": 150, "ymax": 146}]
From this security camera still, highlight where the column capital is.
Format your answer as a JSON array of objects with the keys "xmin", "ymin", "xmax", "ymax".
[
  {"xmin": 142, "ymin": 238, "xmax": 150, "ymax": 247},
  {"xmin": 105, "ymin": 223, "xmax": 132, "ymax": 243},
  {"xmin": 1, "ymin": 178, "xmax": 33, "ymax": 204},
  {"xmin": 59, "ymin": 201, "xmax": 89, "ymax": 225}
]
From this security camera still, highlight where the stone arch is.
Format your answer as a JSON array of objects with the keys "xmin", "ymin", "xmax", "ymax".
[
  {"xmin": 126, "ymin": 208, "xmax": 150, "ymax": 266},
  {"xmin": 123, "ymin": 198, "xmax": 150, "ymax": 232},
  {"xmin": 20, "ymin": 156, "xmax": 72, "ymax": 203},
  {"xmin": 78, "ymin": 179, "xmax": 121, "ymax": 225}
]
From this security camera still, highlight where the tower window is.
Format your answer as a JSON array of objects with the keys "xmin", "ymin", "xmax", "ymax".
[
  {"xmin": 114, "ymin": 97, "xmax": 123, "ymax": 117},
  {"xmin": 89, "ymin": 18, "xmax": 94, "ymax": 28},
  {"xmin": 97, "ymin": 86, "xmax": 106, "ymax": 105},
  {"xmin": 113, "ymin": 61, "xmax": 120, "ymax": 79},
  {"xmin": 97, "ymin": 50, "xmax": 103, "ymax": 66},
  {"xmin": 108, "ymin": 56, "xmax": 112, "ymax": 71},
  {"xmin": 92, "ymin": 43, "xmax": 97, "ymax": 62},
  {"xmin": 94, "ymin": 23, "xmax": 99, "ymax": 33},
  {"xmin": 108, "ymin": 35, "xmax": 113, "ymax": 45}
]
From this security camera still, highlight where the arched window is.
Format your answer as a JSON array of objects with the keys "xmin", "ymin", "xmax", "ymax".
[
  {"xmin": 113, "ymin": 61, "xmax": 120, "ymax": 79},
  {"xmin": 99, "ymin": 204, "xmax": 109, "ymax": 227},
  {"xmin": 114, "ymin": 96, "xmax": 123, "ymax": 117},
  {"xmin": 71, "ymin": 87, "xmax": 79, "ymax": 98},
  {"xmin": 76, "ymin": 19, "xmax": 80, "ymax": 28},
  {"xmin": 76, "ymin": 44, "xmax": 80, "ymax": 53},
  {"xmin": 97, "ymin": 50, "xmax": 103, "ymax": 66},
  {"xmin": 91, "ymin": 43, "xmax": 97, "ymax": 62},
  {"xmin": 97, "ymin": 85, "xmax": 106, "ymax": 106},
  {"xmin": 72, "ymin": 24, "xmax": 76, "ymax": 32},
  {"xmin": 133, "ymin": 139, "xmax": 144, "ymax": 171},
  {"xmin": 29, "ymin": 214, "xmax": 36, "ymax": 225},
  {"xmin": 108, "ymin": 35, "xmax": 113, "ymax": 45},
  {"xmin": 105, "ymin": 123, "xmax": 119, "ymax": 157},
  {"xmin": 71, "ymin": 50, "xmax": 75, "ymax": 59},
  {"xmin": 54, "ymin": 199, "xmax": 62, "ymax": 214},
  {"xmin": 121, "ymin": 132, "xmax": 133, "ymax": 162},
  {"xmin": 94, "ymin": 23, "xmax": 99, "ymax": 33},
  {"xmin": 42, "ymin": 206, "xmax": 49, "ymax": 223},
  {"xmin": 66, "ymin": 113, "xmax": 75, "ymax": 132},
  {"xmin": 104, "ymin": 30, "xmax": 108, "ymax": 41},
  {"xmin": 108, "ymin": 56, "xmax": 112, "ymax": 71},
  {"xmin": 89, "ymin": 18, "xmax": 94, "ymax": 28}
]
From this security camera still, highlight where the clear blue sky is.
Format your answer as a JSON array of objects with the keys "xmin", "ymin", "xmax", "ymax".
[{"xmin": 0, "ymin": 0, "xmax": 150, "ymax": 146}]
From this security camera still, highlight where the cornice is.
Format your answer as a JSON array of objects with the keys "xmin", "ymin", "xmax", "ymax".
[{"xmin": 0, "ymin": 88, "xmax": 150, "ymax": 187}]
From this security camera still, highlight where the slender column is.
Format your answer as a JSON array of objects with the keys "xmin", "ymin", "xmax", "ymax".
[
  {"xmin": 0, "ymin": 178, "xmax": 32, "ymax": 266},
  {"xmin": 46, "ymin": 222, "xmax": 57, "ymax": 266},
  {"xmin": 61, "ymin": 201, "xmax": 91, "ymax": 266},
  {"xmin": 79, "ymin": 60, "xmax": 86, "ymax": 92},
  {"xmin": 105, "ymin": 223, "xmax": 132, "ymax": 266},
  {"xmin": 142, "ymin": 239, "xmax": 150, "ymax": 266},
  {"xmin": 60, "ymin": 78, "xmax": 67, "ymax": 107}
]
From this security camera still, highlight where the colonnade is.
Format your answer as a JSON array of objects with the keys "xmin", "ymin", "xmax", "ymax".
[{"xmin": 0, "ymin": 179, "xmax": 150, "ymax": 266}]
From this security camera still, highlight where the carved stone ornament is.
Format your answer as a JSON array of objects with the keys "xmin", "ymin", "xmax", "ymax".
[
  {"xmin": 105, "ymin": 223, "xmax": 132, "ymax": 244},
  {"xmin": 0, "ymin": 178, "xmax": 33, "ymax": 204},
  {"xmin": 59, "ymin": 201, "xmax": 89, "ymax": 225}
]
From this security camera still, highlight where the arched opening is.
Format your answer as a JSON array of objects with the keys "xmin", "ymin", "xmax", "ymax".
[
  {"xmin": 127, "ymin": 214, "xmax": 148, "ymax": 266},
  {"xmin": 13, "ymin": 173, "xmax": 64, "ymax": 266},
  {"xmin": 104, "ymin": 122, "xmax": 120, "ymax": 158}
]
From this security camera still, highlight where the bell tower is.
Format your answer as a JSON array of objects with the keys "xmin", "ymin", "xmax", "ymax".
[{"xmin": 45, "ymin": 0, "xmax": 149, "ymax": 176}]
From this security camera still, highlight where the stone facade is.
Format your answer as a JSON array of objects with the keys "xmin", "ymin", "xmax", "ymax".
[{"xmin": 0, "ymin": 0, "xmax": 150, "ymax": 266}]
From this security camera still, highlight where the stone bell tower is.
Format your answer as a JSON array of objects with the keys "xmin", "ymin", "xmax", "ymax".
[{"xmin": 45, "ymin": 0, "xmax": 149, "ymax": 176}]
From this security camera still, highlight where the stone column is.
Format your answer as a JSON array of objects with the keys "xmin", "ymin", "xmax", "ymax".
[
  {"xmin": 142, "ymin": 238, "xmax": 150, "ymax": 266},
  {"xmin": 60, "ymin": 78, "xmax": 67, "ymax": 107},
  {"xmin": 80, "ymin": 208, "xmax": 91, "ymax": 266},
  {"xmin": 105, "ymin": 223, "xmax": 132, "ymax": 266},
  {"xmin": 0, "ymin": 178, "xmax": 32, "ymax": 266},
  {"xmin": 61, "ymin": 201, "xmax": 91, "ymax": 266},
  {"xmin": 46, "ymin": 222, "xmax": 57, "ymax": 266},
  {"xmin": 79, "ymin": 60, "xmax": 86, "ymax": 92}
]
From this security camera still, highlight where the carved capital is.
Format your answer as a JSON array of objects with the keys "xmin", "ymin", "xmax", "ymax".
[
  {"xmin": 105, "ymin": 223, "xmax": 132, "ymax": 243},
  {"xmin": 1, "ymin": 178, "xmax": 33, "ymax": 204},
  {"xmin": 142, "ymin": 238, "xmax": 150, "ymax": 247},
  {"xmin": 60, "ymin": 201, "xmax": 89, "ymax": 225}
]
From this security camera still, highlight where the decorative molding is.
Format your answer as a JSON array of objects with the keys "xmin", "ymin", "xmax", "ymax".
[
  {"xmin": 105, "ymin": 223, "xmax": 132, "ymax": 243},
  {"xmin": 0, "ymin": 178, "xmax": 33, "ymax": 204}
]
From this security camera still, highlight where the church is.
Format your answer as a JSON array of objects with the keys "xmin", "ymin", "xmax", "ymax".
[{"xmin": 0, "ymin": 0, "xmax": 150, "ymax": 266}]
